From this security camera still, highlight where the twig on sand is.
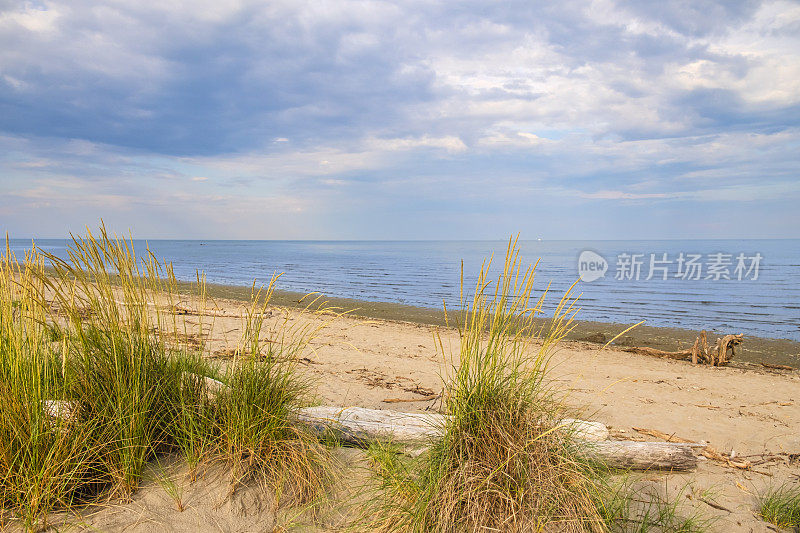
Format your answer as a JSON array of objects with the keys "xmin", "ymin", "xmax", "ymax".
[
  {"xmin": 698, "ymin": 497, "xmax": 732, "ymax": 513},
  {"xmin": 383, "ymin": 394, "xmax": 440, "ymax": 403}
]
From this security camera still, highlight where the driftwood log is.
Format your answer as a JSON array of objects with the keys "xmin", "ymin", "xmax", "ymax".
[
  {"xmin": 295, "ymin": 406, "xmax": 699, "ymax": 471},
  {"xmin": 633, "ymin": 427, "xmax": 752, "ymax": 469},
  {"xmin": 42, "ymin": 398, "xmax": 698, "ymax": 471},
  {"xmin": 620, "ymin": 331, "xmax": 743, "ymax": 366}
]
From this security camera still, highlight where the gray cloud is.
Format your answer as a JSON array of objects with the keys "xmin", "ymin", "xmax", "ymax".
[
  {"xmin": 618, "ymin": 0, "xmax": 761, "ymax": 37},
  {"xmin": 0, "ymin": 0, "xmax": 798, "ymax": 238}
]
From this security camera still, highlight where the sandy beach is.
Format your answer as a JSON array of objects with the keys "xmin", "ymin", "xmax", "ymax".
[
  {"xmin": 195, "ymin": 281, "xmax": 800, "ymax": 369},
  {"xmin": 46, "ymin": 290, "xmax": 799, "ymax": 533},
  {"xmin": 6, "ymin": 0, "xmax": 799, "ymax": 529}
]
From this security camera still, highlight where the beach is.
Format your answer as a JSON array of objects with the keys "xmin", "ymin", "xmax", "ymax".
[
  {"xmin": 196, "ymin": 281, "xmax": 800, "ymax": 369},
  {"xmin": 6, "ymin": 0, "xmax": 800, "ymax": 529},
  {"xmin": 53, "ymin": 289, "xmax": 799, "ymax": 532}
]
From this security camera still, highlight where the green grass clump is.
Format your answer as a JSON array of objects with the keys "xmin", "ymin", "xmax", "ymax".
[
  {"xmin": 169, "ymin": 355, "xmax": 220, "ymax": 479},
  {"xmin": 759, "ymin": 484, "xmax": 800, "ymax": 529},
  {"xmin": 0, "ymin": 227, "xmax": 332, "ymax": 529},
  {"xmin": 366, "ymin": 237, "xmax": 603, "ymax": 532},
  {"xmin": 0, "ymin": 252, "xmax": 103, "ymax": 529},
  {"xmin": 170, "ymin": 282, "xmax": 333, "ymax": 506},
  {"xmin": 218, "ymin": 357, "xmax": 330, "ymax": 503},
  {"xmin": 35, "ymin": 228, "xmax": 199, "ymax": 497},
  {"xmin": 595, "ymin": 477, "xmax": 714, "ymax": 532}
]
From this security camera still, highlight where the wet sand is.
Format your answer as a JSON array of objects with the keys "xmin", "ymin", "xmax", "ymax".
[{"xmin": 184, "ymin": 280, "xmax": 800, "ymax": 369}]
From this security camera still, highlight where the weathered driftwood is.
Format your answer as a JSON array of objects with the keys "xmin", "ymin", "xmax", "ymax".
[
  {"xmin": 632, "ymin": 427, "xmax": 751, "ymax": 469},
  {"xmin": 295, "ymin": 406, "xmax": 444, "ymax": 445},
  {"xmin": 578, "ymin": 440, "xmax": 699, "ymax": 471},
  {"xmin": 295, "ymin": 406, "xmax": 609, "ymax": 443},
  {"xmin": 43, "ymin": 399, "xmax": 77, "ymax": 423},
  {"xmin": 295, "ymin": 406, "xmax": 697, "ymax": 471},
  {"xmin": 621, "ymin": 331, "xmax": 743, "ymax": 366},
  {"xmin": 180, "ymin": 372, "xmax": 227, "ymax": 399},
  {"xmin": 42, "ymin": 397, "xmax": 697, "ymax": 471},
  {"xmin": 692, "ymin": 331, "xmax": 743, "ymax": 366},
  {"xmin": 619, "ymin": 346, "xmax": 694, "ymax": 360},
  {"xmin": 760, "ymin": 362, "xmax": 795, "ymax": 371}
]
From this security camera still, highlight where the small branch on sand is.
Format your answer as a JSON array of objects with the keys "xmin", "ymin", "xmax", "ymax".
[
  {"xmin": 383, "ymin": 395, "xmax": 440, "ymax": 403},
  {"xmin": 698, "ymin": 497, "xmax": 732, "ymax": 513},
  {"xmin": 760, "ymin": 362, "xmax": 795, "ymax": 371},
  {"xmin": 620, "ymin": 331, "xmax": 743, "ymax": 366}
]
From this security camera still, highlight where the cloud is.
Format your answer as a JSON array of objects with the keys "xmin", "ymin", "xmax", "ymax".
[
  {"xmin": 366, "ymin": 135, "xmax": 467, "ymax": 153},
  {"xmin": 0, "ymin": 0, "xmax": 798, "ymax": 238},
  {"xmin": 579, "ymin": 190, "xmax": 676, "ymax": 200}
]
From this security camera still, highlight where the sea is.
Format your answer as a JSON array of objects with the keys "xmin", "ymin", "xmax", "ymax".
[{"xmin": 7, "ymin": 239, "xmax": 800, "ymax": 341}]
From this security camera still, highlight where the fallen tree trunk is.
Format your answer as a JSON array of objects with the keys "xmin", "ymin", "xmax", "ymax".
[
  {"xmin": 580, "ymin": 440, "xmax": 699, "ymax": 471},
  {"xmin": 295, "ymin": 406, "xmax": 698, "ymax": 471},
  {"xmin": 43, "ymin": 399, "xmax": 698, "ymax": 471}
]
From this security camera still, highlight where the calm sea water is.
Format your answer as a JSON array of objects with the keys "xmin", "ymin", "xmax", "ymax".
[{"xmin": 8, "ymin": 239, "xmax": 800, "ymax": 341}]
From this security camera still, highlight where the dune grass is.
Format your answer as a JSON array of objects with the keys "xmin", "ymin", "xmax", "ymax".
[
  {"xmin": 169, "ymin": 354, "xmax": 220, "ymax": 479},
  {"xmin": 594, "ymin": 477, "xmax": 715, "ymax": 532},
  {"xmin": 0, "ymin": 227, "xmax": 333, "ymax": 530},
  {"xmin": 363, "ymin": 237, "xmax": 716, "ymax": 532},
  {"xmin": 169, "ymin": 279, "xmax": 334, "ymax": 505},
  {"xmin": 759, "ymin": 484, "xmax": 800, "ymax": 529},
  {"xmin": 0, "ymin": 247, "xmax": 103, "ymax": 529},
  {"xmin": 1, "ymin": 229, "xmax": 722, "ymax": 531},
  {"xmin": 364, "ymin": 237, "xmax": 605, "ymax": 532}
]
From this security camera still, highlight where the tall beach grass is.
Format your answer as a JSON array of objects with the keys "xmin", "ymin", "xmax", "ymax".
[
  {"xmin": 364, "ymin": 237, "xmax": 712, "ymax": 532},
  {"xmin": 0, "ymin": 227, "xmax": 332, "ymax": 529},
  {"xmin": 366, "ymin": 236, "xmax": 604, "ymax": 532},
  {"xmin": 0, "ymin": 245, "xmax": 103, "ymax": 529}
]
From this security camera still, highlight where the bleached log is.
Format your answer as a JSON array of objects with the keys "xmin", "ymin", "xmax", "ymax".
[
  {"xmin": 560, "ymin": 418, "xmax": 610, "ymax": 441},
  {"xmin": 41, "ymin": 400, "xmax": 696, "ymax": 471},
  {"xmin": 577, "ymin": 440, "xmax": 700, "ymax": 471},
  {"xmin": 295, "ymin": 406, "xmax": 444, "ymax": 445},
  {"xmin": 296, "ymin": 407, "xmax": 609, "ymax": 443},
  {"xmin": 295, "ymin": 406, "xmax": 696, "ymax": 471},
  {"xmin": 181, "ymin": 372, "xmax": 227, "ymax": 399},
  {"xmin": 43, "ymin": 399, "xmax": 77, "ymax": 423}
]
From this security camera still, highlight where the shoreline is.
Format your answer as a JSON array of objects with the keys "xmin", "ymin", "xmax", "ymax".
[{"xmin": 181, "ymin": 280, "xmax": 800, "ymax": 369}]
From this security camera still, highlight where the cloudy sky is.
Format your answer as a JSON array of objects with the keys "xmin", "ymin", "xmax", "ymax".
[{"xmin": 1, "ymin": 0, "xmax": 798, "ymax": 239}]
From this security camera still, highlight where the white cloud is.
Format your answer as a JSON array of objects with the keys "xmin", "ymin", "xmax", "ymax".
[
  {"xmin": 579, "ymin": 190, "xmax": 676, "ymax": 200},
  {"xmin": 477, "ymin": 131, "xmax": 556, "ymax": 149},
  {"xmin": 366, "ymin": 135, "xmax": 467, "ymax": 153}
]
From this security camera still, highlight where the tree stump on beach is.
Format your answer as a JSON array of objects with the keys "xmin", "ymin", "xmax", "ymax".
[{"xmin": 621, "ymin": 331, "xmax": 743, "ymax": 366}]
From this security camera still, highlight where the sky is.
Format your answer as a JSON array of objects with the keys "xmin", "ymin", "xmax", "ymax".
[{"xmin": 1, "ymin": 0, "xmax": 799, "ymax": 240}]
